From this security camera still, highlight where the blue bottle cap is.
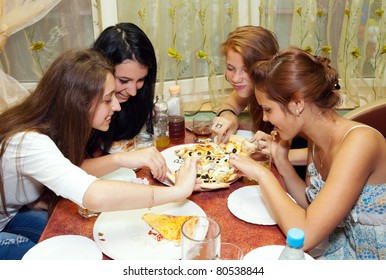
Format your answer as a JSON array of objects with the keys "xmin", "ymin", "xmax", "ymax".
[{"xmin": 286, "ymin": 228, "xmax": 305, "ymax": 249}]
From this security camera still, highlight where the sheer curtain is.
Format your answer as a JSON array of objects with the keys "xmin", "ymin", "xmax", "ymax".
[
  {"xmin": 260, "ymin": 0, "xmax": 386, "ymax": 107},
  {"xmin": 0, "ymin": 0, "xmax": 94, "ymax": 83},
  {"xmin": 113, "ymin": 0, "xmax": 386, "ymax": 110},
  {"xmin": 0, "ymin": 0, "xmax": 62, "ymax": 112},
  {"xmin": 1, "ymin": 0, "xmax": 384, "ymax": 112},
  {"xmin": 115, "ymin": 0, "xmax": 240, "ymax": 113}
]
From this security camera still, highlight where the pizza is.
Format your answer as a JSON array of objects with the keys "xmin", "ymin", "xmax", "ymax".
[
  {"xmin": 166, "ymin": 134, "xmax": 257, "ymax": 189},
  {"xmin": 142, "ymin": 213, "xmax": 194, "ymax": 243}
]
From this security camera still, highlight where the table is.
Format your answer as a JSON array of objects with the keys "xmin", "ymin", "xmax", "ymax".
[{"xmin": 39, "ymin": 126, "xmax": 286, "ymax": 259}]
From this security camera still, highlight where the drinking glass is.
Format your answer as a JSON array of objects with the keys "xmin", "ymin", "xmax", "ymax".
[
  {"xmin": 192, "ymin": 115, "xmax": 213, "ymax": 143},
  {"xmin": 181, "ymin": 216, "xmax": 221, "ymax": 260},
  {"xmin": 243, "ymin": 151, "xmax": 272, "ymax": 185},
  {"xmin": 134, "ymin": 131, "xmax": 156, "ymax": 150},
  {"xmin": 217, "ymin": 242, "xmax": 244, "ymax": 260}
]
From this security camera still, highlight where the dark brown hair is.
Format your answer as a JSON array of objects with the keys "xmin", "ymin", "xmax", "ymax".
[
  {"xmin": 0, "ymin": 49, "xmax": 114, "ymax": 214},
  {"xmin": 251, "ymin": 47, "xmax": 342, "ymax": 114},
  {"xmin": 221, "ymin": 25, "xmax": 279, "ymax": 132}
]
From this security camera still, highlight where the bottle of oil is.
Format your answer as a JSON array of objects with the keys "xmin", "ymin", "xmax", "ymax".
[
  {"xmin": 167, "ymin": 85, "xmax": 185, "ymax": 144},
  {"xmin": 153, "ymin": 94, "xmax": 170, "ymax": 148}
]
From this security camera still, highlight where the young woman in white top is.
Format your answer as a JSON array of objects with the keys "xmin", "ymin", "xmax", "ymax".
[
  {"xmin": 0, "ymin": 49, "xmax": 199, "ymax": 259},
  {"xmin": 230, "ymin": 47, "xmax": 386, "ymax": 259}
]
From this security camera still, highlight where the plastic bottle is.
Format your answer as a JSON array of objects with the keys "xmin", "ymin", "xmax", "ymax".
[
  {"xmin": 153, "ymin": 94, "xmax": 170, "ymax": 148},
  {"xmin": 278, "ymin": 228, "xmax": 306, "ymax": 260},
  {"xmin": 167, "ymin": 85, "xmax": 185, "ymax": 144}
]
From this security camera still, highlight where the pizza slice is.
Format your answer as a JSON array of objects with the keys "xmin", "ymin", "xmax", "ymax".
[{"xmin": 142, "ymin": 213, "xmax": 194, "ymax": 243}]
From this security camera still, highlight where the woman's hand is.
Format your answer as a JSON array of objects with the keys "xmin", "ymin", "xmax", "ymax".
[
  {"xmin": 229, "ymin": 153, "xmax": 270, "ymax": 182},
  {"xmin": 174, "ymin": 157, "xmax": 201, "ymax": 196},
  {"xmin": 212, "ymin": 114, "xmax": 239, "ymax": 143},
  {"xmin": 123, "ymin": 147, "xmax": 167, "ymax": 181}
]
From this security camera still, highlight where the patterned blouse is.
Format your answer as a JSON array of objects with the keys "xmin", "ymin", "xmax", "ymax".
[{"xmin": 306, "ymin": 125, "xmax": 386, "ymax": 259}]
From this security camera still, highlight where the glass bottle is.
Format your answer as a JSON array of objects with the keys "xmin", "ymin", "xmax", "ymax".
[
  {"xmin": 278, "ymin": 228, "xmax": 306, "ymax": 260},
  {"xmin": 153, "ymin": 94, "xmax": 170, "ymax": 148},
  {"xmin": 167, "ymin": 85, "xmax": 185, "ymax": 144}
]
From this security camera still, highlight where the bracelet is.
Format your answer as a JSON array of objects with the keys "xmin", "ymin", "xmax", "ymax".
[
  {"xmin": 216, "ymin": 108, "xmax": 237, "ymax": 117},
  {"xmin": 149, "ymin": 186, "xmax": 155, "ymax": 209}
]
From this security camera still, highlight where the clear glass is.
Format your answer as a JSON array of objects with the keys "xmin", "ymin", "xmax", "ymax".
[
  {"xmin": 192, "ymin": 115, "xmax": 213, "ymax": 143},
  {"xmin": 181, "ymin": 216, "xmax": 221, "ymax": 260}
]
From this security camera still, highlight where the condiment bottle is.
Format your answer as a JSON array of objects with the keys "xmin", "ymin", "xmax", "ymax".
[
  {"xmin": 153, "ymin": 94, "xmax": 170, "ymax": 148},
  {"xmin": 167, "ymin": 85, "xmax": 185, "ymax": 144}
]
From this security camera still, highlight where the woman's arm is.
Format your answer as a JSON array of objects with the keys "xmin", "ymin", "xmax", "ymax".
[
  {"xmin": 212, "ymin": 90, "xmax": 250, "ymax": 143},
  {"xmin": 230, "ymin": 128, "xmax": 383, "ymax": 251},
  {"xmin": 82, "ymin": 157, "xmax": 199, "ymax": 211},
  {"xmin": 81, "ymin": 146, "xmax": 167, "ymax": 181}
]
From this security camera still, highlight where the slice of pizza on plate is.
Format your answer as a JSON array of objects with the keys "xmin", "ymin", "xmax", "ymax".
[{"xmin": 142, "ymin": 213, "xmax": 194, "ymax": 244}]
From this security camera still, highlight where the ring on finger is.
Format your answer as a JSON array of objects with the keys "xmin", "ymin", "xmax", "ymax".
[{"xmin": 215, "ymin": 123, "xmax": 222, "ymax": 129}]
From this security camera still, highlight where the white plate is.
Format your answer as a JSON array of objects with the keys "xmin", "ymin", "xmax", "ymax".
[
  {"xmin": 99, "ymin": 167, "xmax": 136, "ymax": 181},
  {"xmin": 228, "ymin": 185, "xmax": 276, "ymax": 225},
  {"xmin": 235, "ymin": 130, "xmax": 254, "ymax": 141},
  {"xmin": 213, "ymin": 129, "xmax": 254, "ymax": 142},
  {"xmin": 22, "ymin": 235, "xmax": 102, "ymax": 260},
  {"xmin": 93, "ymin": 199, "xmax": 206, "ymax": 260},
  {"xmin": 243, "ymin": 245, "xmax": 314, "ymax": 260}
]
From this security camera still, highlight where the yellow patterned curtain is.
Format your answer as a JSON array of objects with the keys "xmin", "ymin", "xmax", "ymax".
[
  {"xmin": 116, "ymin": 0, "xmax": 240, "ymax": 113},
  {"xmin": 0, "ymin": 0, "xmax": 61, "ymax": 112},
  {"xmin": 259, "ymin": 0, "xmax": 386, "ymax": 108}
]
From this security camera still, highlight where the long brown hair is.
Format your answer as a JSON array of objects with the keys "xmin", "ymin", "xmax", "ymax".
[
  {"xmin": 221, "ymin": 25, "xmax": 279, "ymax": 133},
  {"xmin": 250, "ymin": 47, "xmax": 341, "ymax": 114},
  {"xmin": 0, "ymin": 49, "xmax": 114, "ymax": 214}
]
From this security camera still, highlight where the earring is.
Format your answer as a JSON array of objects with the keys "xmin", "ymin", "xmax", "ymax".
[{"xmin": 296, "ymin": 108, "xmax": 300, "ymax": 117}]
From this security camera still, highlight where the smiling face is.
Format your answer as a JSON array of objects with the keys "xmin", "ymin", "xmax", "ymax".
[
  {"xmin": 114, "ymin": 59, "xmax": 149, "ymax": 103},
  {"xmin": 91, "ymin": 72, "xmax": 121, "ymax": 131},
  {"xmin": 255, "ymin": 89, "xmax": 299, "ymax": 140},
  {"xmin": 225, "ymin": 49, "xmax": 253, "ymax": 98}
]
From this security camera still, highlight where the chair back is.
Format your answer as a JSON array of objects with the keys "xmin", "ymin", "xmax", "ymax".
[{"xmin": 344, "ymin": 99, "xmax": 386, "ymax": 138}]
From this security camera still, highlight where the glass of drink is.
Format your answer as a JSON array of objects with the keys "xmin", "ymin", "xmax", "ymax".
[
  {"xmin": 134, "ymin": 131, "xmax": 156, "ymax": 150},
  {"xmin": 192, "ymin": 115, "xmax": 213, "ymax": 143},
  {"xmin": 181, "ymin": 216, "xmax": 221, "ymax": 260},
  {"xmin": 243, "ymin": 151, "xmax": 272, "ymax": 185}
]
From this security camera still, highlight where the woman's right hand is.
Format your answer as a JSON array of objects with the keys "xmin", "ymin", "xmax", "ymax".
[
  {"xmin": 174, "ymin": 157, "xmax": 201, "ymax": 196},
  {"xmin": 212, "ymin": 114, "xmax": 239, "ymax": 143},
  {"xmin": 122, "ymin": 147, "xmax": 167, "ymax": 181}
]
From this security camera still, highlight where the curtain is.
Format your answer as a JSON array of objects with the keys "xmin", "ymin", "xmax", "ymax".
[
  {"xmin": 259, "ymin": 0, "xmax": 386, "ymax": 107},
  {"xmin": 1, "ymin": 0, "xmax": 384, "ymax": 112},
  {"xmin": 0, "ymin": 0, "xmax": 62, "ymax": 112},
  {"xmin": 116, "ymin": 0, "xmax": 240, "ymax": 113}
]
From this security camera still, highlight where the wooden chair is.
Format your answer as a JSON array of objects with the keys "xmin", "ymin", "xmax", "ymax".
[{"xmin": 344, "ymin": 98, "xmax": 386, "ymax": 138}]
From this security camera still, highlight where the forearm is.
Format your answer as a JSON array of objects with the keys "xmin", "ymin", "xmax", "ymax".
[
  {"xmin": 273, "ymin": 155, "xmax": 309, "ymax": 208},
  {"xmin": 80, "ymin": 154, "xmax": 122, "ymax": 177},
  {"xmin": 83, "ymin": 180, "xmax": 188, "ymax": 211}
]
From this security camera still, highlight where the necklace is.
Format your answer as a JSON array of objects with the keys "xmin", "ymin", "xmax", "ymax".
[{"xmin": 318, "ymin": 119, "xmax": 342, "ymax": 169}]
